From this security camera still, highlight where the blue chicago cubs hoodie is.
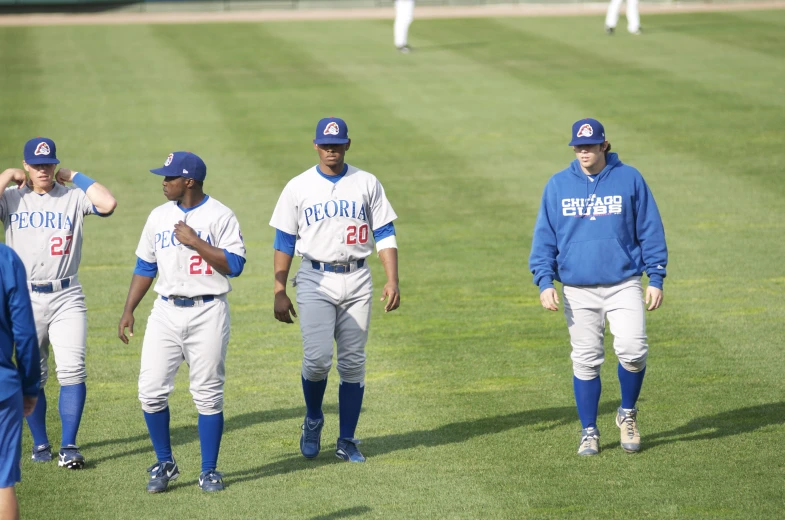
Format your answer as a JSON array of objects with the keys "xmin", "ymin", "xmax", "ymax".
[{"xmin": 529, "ymin": 153, "xmax": 667, "ymax": 292}]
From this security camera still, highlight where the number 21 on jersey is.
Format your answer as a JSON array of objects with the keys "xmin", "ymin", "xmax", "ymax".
[
  {"xmin": 189, "ymin": 254, "xmax": 213, "ymax": 275},
  {"xmin": 51, "ymin": 235, "xmax": 73, "ymax": 256}
]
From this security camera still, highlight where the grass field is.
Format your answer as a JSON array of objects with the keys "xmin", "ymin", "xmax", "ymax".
[{"xmin": 1, "ymin": 7, "xmax": 785, "ymax": 519}]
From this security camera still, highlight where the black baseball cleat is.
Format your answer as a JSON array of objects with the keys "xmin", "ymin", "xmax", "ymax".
[
  {"xmin": 32, "ymin": 443, "xmax": 52, "ymax": 462},
  {"xmin": 58, "ymin": 445, "xmax": 85, "ymax": 469},
  {"xmin": 199, "ymin": 469, "xmax": 224, "ymax": 492},
  {"xmin": 605, "ymin": 26, "xmax": 615, "ymax": 35},
  {"xmin": 147, "ymin": 460, "xmax": 180, "ymax": 493}
]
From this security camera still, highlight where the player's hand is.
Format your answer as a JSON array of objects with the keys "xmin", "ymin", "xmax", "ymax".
[
  {"xmin": 380, "ymin": 281, "xmax": 400, "ymax": 313},
  {"xmin": 118, "ymin": 312, "xmax": 135, "ymax": 344},
  {"xmin": 540, "ymin": 288, "xmax": 559, "ymax": 311},
  {"xmin": 23, "ymin": 396, "xmax": 38, "ymax": 417},
  {"xmin": 274, "ymin": 292, "xmax": 297, "ymax": 323},
  {"xmin": 55, "ymin": 168, "xmax": 75, "ymax": 185},
  {"xmin": 645, "ymin": 286, "xmax": 663, "ymax": 311},
  {"xmin": 174, "ymin": 221, "xmax": 200, "ymax": 248},
  {"xmin": 2, "ymin": 168, "xmax": 27, "ymax": 188}
]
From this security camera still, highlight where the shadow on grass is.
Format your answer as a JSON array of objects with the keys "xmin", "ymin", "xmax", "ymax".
[
  {"xmin": 409, "ymin": 41, "xmax": 492, "ymax": 52},
  {"xmin": 85, "ymin": 404, "xmax": 337, "ymax": 467},
  {"xmin": 640, "ymin": 401, "xmax": 785, "ymax": 450},
  {"xmin": 310, "ymin": 506, "xmax": 372, "ymax": 520},
  {"xmin": 222, "ymin": 403, "xmax": 617, "ymax": 487}
]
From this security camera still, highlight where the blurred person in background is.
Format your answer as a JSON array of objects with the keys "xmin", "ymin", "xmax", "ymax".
[
  {"xmin": 605, "ymin": 0, "xmax": 641, "ymax": 35},
  {"xmin": 395, "ymin": 0, "xmax": 415, "ymax": 53}
]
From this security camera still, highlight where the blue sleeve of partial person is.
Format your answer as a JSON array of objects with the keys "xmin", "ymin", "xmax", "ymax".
[
  {"xmin": 223, "ymin": 251, "xmax": 246, "ymax": 278},
  {"xmin": 635, "ymin": 177, "xmax": 668, "ymax": 289},
  {"xmin": 7, "ymin": 251, "xmax": 41, "ymax": 397},
  {"xmin": 529, "ymin": 182, "xmax": 559, "ymax": 293},
  {"xmin": 372, "ymin": 222, "xmax": 396, "ymax": 241},
  {"xmin": 273, "ymin": 229, "xmax": 297, "ymax": 257},
  {"xmin": 134, "ymin": 257, "xmax": 158, "ymax": 278}
]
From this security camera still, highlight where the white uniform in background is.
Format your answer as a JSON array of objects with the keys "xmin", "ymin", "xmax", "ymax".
[
  {"xmin": 395, "ymin": 0, "xmax": 415, "ymax": 51},
  {"xmin": 606, "ymin": 0, "xmax": 641, "ymax": 35}
]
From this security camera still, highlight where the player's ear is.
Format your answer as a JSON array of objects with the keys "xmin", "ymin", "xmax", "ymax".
[
  {"xmin": 345, "ymin": 140, "xmax": 351, "ymax": 151},
  {"xmin": 22, "ymin": 161, "xmax": 29, "ymax": 173}
]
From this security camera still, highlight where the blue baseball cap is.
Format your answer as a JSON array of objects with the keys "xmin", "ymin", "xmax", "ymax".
[
  {"xmin": 313, "ymin": 117, "xmax": 350, "ymax": 145},
  {"xmin": 24, "ymin": 137, "xmax": 60, "ymax": 165},
  {"xmin": 150, "ymin": 151, "xmax": 207, "ymax": 182},
  {"xmin": 569, "ymin": 118, "xmax": 606, "ymax": 146}
]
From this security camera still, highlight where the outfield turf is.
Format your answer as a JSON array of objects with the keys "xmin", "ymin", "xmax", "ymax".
[{"xmin": 1, "ymin": 8, "xmax": 784, "ymax": 519}]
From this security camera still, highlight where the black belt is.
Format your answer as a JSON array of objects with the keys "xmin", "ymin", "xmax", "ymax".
[
  {"xmin": 31, "ymin": 278, "xmax": 71, "ymax": 294},
  {"xmin": 311, "ymin": 259, "xmax": 365, "ymax": 274},
  {"xmin": 162, "ymin": 295, "xmax": 215, "ymax": 307}
]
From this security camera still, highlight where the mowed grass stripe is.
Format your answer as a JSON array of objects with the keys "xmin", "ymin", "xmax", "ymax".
[{"xmin": 0, "ymin": 14, "xmax": 781, "ymax": 519}]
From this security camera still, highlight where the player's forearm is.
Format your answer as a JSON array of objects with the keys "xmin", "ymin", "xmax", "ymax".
[
  {"xmin": 122, "ymin": 274, "xmax": 155, "ymax": 313},
  {"xmin": 83, "ymin": 179, "xmax": 117, "ymax": 215},
  {"xmin": 274, "ymin": 250, "xmax": 294, "ymax": 295},
  {"xmin": 378, "ymin": 247, "xmax": 399, "ymax": 284},
  {"xmin": 190, "ymin": 240, "xmax": 231, "ymax": 275},
  {"xmin": 0, "ymin": 169, "xmax": 21, "ymax": 189}
]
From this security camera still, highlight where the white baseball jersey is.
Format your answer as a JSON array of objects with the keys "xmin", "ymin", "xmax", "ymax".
[
  {"xmin": 269, "ymin": 165, "xmax": 397, "ymax": 263},
  {"xmin": 135, "ymin": 196, "xmax": 246, "ymax": 298},
  {"xmin": 0, "ymin": 184, "xmax": 98, "ymax": 281}
]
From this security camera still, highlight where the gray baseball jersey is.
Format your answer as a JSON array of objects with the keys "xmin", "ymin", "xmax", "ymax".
[
  {"xmin": 0, "ymin": 183, "xmax": 103, "ymax": 386},
  {"xmin": 269, "ymin": 164, "xmax": 397, "ymax": 384},
  {"xmin": 1, "ymin": 183, "xmax": 98, "ymax": 281},
  {"xmin": 269, "ymin": 165, "xmax": 397, "ymax": 264},
  {"xmin": 135, "ymin": 196, "xmax": 245, "ymax": 415},
  {"xmin": 135, "ymin": 197, "xmax": 245, "ymax": 298}
]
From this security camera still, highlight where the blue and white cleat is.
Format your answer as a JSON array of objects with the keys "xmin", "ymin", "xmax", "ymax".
[
  {"xmin": 58, "ymin": 444, "xmax": 85, "ymax": 469},
  {"xmin": 578, "ymin": 427, "xmax": 600, "ymax": 456},
  {"xmin": 31, "ymin": 443, "xmax": 52, "ymax": 462},
  {"xmin": 199, "ymin": 469, "xmax": 224, "ymax": 492},
  {"xmin": 146, "ymin": 460, "xmax": 180, "ymax": 493},
  {"xmin": 336, "ymin": 438, "xmax": 366, "ymax": 463},
  {"xmin": 300, "ymin": 417, "xmax": 324, "ymax": 459}
]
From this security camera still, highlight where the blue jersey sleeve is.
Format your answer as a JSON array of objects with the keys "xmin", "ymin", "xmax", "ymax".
[
  {"xmin": 273, "ymin": 229, "xmax": 297, "ymax": 257},
  {"xmin": 134, "ymin": 257, "xmax": 158, "ymax": 278},
  {"xmin": 8, "ymin": 251, "xmax": 41, "ymax": 397},
  {"xmin": 372, "ymin": 222, "xmax": 396, "ymax": 242},
  {"xmin": 529, "ymin": 182, "xmax": 559, "ymax": 293},
  {"xmin": 635, "ymin": 178, "xmax": 668, "ymax": 289},
  {"xmin": 223, "ymin": 251, "xmax": 246, "ymax": 278}
]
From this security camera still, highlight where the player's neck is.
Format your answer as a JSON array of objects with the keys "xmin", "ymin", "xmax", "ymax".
[
  {"xmin": 318, "ymin": 161, "xmax": 345, "ymax": 176},
  {"xmin": 30, "ymin": 181, "xmax": 55, "ymax": 195},
  {"xmin": 179, "ymin": 191, "xmax": 206, "ymax": 209}
]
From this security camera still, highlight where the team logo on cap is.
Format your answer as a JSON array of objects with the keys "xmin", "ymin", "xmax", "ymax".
[
  {"xmin": 34, "ymin": 142, "xmax": 51, "ymax": 156},
  {"xmin": 164, "ymin": 153, "xmax": 174, "ymax": 166},
  {"xmin": 323, "ymin": 122, "xmax": 340, "ymax": 136},
  {"xmin": 576, "ymin": 124, "xmax": 594, "ymax": 138}
]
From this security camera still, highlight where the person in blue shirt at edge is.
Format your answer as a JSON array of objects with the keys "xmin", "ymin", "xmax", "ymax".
[
  {"xmin": 0, "ymin": 244, "xmax": 41, "ymax": 520},
  {"xmin": 529, "ymin": 118, "xmax": 667, "ymax": 456}
]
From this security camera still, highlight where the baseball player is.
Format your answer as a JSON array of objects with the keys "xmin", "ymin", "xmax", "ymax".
[
  {"xmin": 270, "ymin": 117, "xmax": 400, "ymax": 463},
  {"xmin": 0, "ymin": 137, "xmax": 117, "ymax": 469},
  {"xmin": 394, "ymin": 0, "xmax": 415, "ymax": 53},
  {"xmin": 605, "ymin": 0, "xmax": 641, "ymax": 35},
  {"xmin": 117, "ymin": 151, "xmax": 246, "ymax": 493},
  {"xmin": 529, "ymin": 118, "xmax": 667, "ymax": 456},
  {"xmin": 0, "ymin": 244, "xmax": 41, "ymax": 520}
]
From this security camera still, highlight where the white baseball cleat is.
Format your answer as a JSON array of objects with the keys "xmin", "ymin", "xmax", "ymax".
[{"xmin": 616, "ymin": 407, "xmax": 641, "ymax": 452}]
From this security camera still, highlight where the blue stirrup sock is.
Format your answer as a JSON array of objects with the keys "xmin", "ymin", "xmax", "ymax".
[
  {"xmin": 59, "ymin": 383, "xmax": 86, "ymax": 447},
  {"xmin": 573, "ymin": 376, "xmax": 602, "ymax": 429},
  {"xmin": 302, "ymin": 376, "xmax": 328, "ymax": 421},
  {"xmin": 26, "ymin": 388, "xmax": 49, "ymax": 447},
  {"xmin": 198, "ymin": 412, "xmax": 224, "ymax": 472},
  {"xmin": 143, "ymin": 408, "xmax": 173, "ymax": 463},
  {"xmin": 338, "ymin": 381, "xmax": 365, "ymax": 440},
  {"xmin": 618, "ymin": 363, "xmax": 646, "ymax": 410}
]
